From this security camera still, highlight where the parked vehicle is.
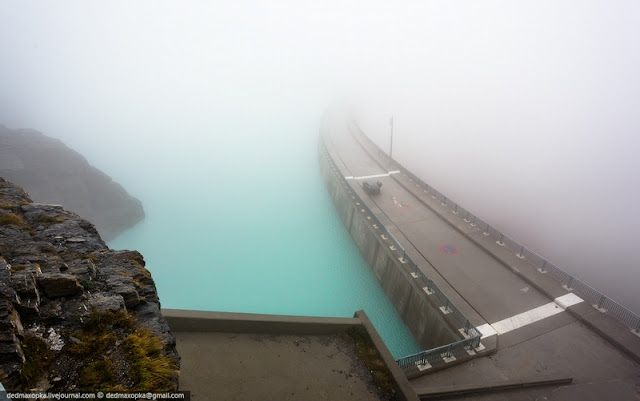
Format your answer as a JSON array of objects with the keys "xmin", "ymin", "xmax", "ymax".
[{"xmin": 362, "ymin": 180, "xmax": 383, "ymax": 195}]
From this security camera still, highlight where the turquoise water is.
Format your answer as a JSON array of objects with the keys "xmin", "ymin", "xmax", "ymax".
[{"xmin": 108, "ymin": 114, "xmax": 421, "ymax": 358}]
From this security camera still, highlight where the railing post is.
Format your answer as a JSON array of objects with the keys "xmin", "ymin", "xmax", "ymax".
[
  {"xmin": 538, "ymin": 260, "xmax": 547, "ymax": 273},
  {"xmin": 443, "ymin": 298, "xmax": 451, "ymax": 314},
  {"xmin": 498, "ymin": 233, "xmax": 505, "ymax": 245},
  {"xmin": 464, "ymin": 319, "xmax": 471, "ymax": 335},
  {"xmin": 566, "ymin": 276, "xmax": 574, "ymax": 290},
  {"xmin": 442, "ymin": 196, "xmax": 447, "ymax": 206},
  {"xmin": 517, "ymin": 245, "xmax": 525, "ymax": 258},
  {"xmin": 635, "ymin": 319, "xmax": 640, "ymax": 333},
  {"xmin": 597, "ymin": 295, "xmax": 606, "ymax": 309}
]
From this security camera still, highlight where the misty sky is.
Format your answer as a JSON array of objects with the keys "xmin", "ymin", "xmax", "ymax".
[{"xmin": 1, "ymin": 1, "xmax": 639, "ymax": 312}]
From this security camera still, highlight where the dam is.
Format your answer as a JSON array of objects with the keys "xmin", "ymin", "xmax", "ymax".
[{"xmin": 319, "ymin": 112, "xmax": 640, "ymax": 399}]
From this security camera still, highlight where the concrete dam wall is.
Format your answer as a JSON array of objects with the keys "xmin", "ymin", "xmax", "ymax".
[{"xmin": 319, "ymin": 137, "xmax": 459, "ymax": 351}]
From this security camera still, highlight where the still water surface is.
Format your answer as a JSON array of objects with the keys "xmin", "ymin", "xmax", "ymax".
[{"xmin": 108, "ymin": 116, "xmax": 421, "ymax": 358}]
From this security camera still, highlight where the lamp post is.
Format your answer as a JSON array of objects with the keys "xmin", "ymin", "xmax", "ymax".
[{"xmin": 389, "ymin": 115, "xmax": 394, "ymax": 158}]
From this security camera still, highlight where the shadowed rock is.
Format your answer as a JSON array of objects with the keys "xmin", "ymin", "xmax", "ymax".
[
  {"xmin": 0, "ymin": 127, "xmax": 144, "ymax": 241},
  {"xmin": 0, "ymin": 177, "xmax": 179, "ymax": 391},
  {"xmin": 37, "ymin": 274, "xmax": 83, "ymax": 298}
]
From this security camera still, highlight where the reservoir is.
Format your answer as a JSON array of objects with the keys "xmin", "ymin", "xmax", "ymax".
[{"xmin": 107, "ymin": 113, "xmax": 421, "ymax": 358}]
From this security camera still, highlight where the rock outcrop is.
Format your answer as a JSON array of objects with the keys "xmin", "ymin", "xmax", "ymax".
[
  {"xmin": 0, "ymin": 126, "xmax": 144, "ymax": 241},
  {"xmin": 0, "ymin": 177, "xmax": 179, "ymax": 391}
]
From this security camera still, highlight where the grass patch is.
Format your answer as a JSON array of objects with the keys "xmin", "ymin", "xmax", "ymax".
[
  {"xmin": 0, "ymin": 201, "xmax": 29, "ymax": 209},
  {"xmin": 70, "ymin": 311, "xmax": 177, "ymax": 391},
  {"xmin": 346, "ymin": 326, "xmax": 396, "ymax": 398},
  {"xmin": 124, "ymin": 329, "xmax": 177, "ymax": 392},
  {"xmin": 68, "ymin": 311, "xmax": 133, "ymax": 356},
  {"xmin": 0, "ymin": 213, "xmax": 27, "ymax": 228},
  {"xmin": 84, "ymin": 310, "xmax": 135, "ymax": 333},
  {"xmin": 20, "ymin": 335, "xmax": 54, "ymax": 387},
  {"xmin": 79, "ymin": 359, "xmax": 124, "ymax": 392}
]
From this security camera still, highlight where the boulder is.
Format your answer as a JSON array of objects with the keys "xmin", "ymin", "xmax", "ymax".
[
  {"xmin": 37, "ymin": 273, "xmax": 83, "ymax": 298},
  {"xmin": 88, "ymin": 294, "xmax": 126, "ymax": 312}
]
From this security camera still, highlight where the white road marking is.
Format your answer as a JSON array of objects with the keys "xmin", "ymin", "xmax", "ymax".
[
  {"xmin": 491, "ymin": 303, "xmax": 564, "ymax": 334},
  {"xmin": 345, "ymin": 171, "xmax": 401, "ymax": 180},
  {"xmin": 476, "ymin": 323, "xmax": 498, "ymax": 339},
  {"xmin": 475, "ymin": 293, "xmax": 584, "ymax": 338},
  {"xmin": 555, "ymin": 292, "xmax": 584, "ymax": 309}
]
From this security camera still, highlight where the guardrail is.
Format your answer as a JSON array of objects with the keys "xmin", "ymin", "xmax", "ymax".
[
  {"xmin": 348, "ymin": 120, "xmax": 640, "ymax": 335},
  {"xmin": 319, "ymin": 135, "xmax": 482, "ymax": 371}
]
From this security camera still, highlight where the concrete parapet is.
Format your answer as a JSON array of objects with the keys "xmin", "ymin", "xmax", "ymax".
[{"xmin": 163, "ymin": 308, "xmax": 360, "ymax": 335}]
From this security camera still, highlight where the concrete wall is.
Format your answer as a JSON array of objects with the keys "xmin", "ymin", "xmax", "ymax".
[
  {"xmin": 163, "ymin": 309, "xmax": 360, "ymax": 335},
  {"xmin": 319, "ymin": 141, "xmax": 459, "ymax": 350}
]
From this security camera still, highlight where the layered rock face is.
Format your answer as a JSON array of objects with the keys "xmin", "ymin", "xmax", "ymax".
[
  {"xmin": 0, "ymin": 177, "xmax": 179, "ymax": 391},
  {"xmin": 0, "ymin": 126, "xmax": 144, "ymax": 241}
]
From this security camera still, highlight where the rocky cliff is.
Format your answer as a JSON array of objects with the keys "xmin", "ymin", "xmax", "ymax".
[
  {"xmin": 0, "ymin": 126, "xmax": 144, "ymax": 241},
  {"xmin": 0, "ymin": 177, "xmax": 179, "ymax": 391}
]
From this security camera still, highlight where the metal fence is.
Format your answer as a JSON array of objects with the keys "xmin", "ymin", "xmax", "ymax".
[
  {"xmin": 319, "ymin": 136, "xmax": 482, "ymax": 371},
  {"xmin": 348, "ymin": 121, "xmax": 640, "ymax": 334},
  {"xmin": 395, "ymin": 336, "xmax": 480, "ymax": 371}
]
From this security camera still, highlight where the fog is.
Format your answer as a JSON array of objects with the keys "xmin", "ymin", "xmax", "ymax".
[{"xmin": 1, "ymin": 1, "xmax": 639, "ymax": 312}]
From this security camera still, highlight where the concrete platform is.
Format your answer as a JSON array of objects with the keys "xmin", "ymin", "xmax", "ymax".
[
  {"xmin": 175, "ymin": 332, "xmax": 386, "ymax": 401},
  {"xmin": 321, "ymin": 117, "xmax": 640, "ymax": 400},
  {"xmin": 164, "ymin": 309, "xmax": 419, "ymax": 401}
]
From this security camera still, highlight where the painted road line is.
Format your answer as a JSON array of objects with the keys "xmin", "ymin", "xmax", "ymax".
[
  {"xmin": 345, "ymin": 171, "xmax": 402, "ymax": 180},
  {"xmin": 476, "ymin": 323, "xmax": 498, "ymax": 339},
  {"xmin": 476, "ymin": 293, "xmax": 584, "ymax": 338},
  {"xmin": 491, "ymin": 303, "xmax": 566, "ymax": 335},
  {"xmin": 554, "ymin": 292, "xmax": 583, "ymax": 309}
]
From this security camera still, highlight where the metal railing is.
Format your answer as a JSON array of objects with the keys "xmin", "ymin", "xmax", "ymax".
[
  {"xmin": 348, "ymin": 121, "xmax": 640, "ymax": 334},
  {"xmin": 319, "ymin": 135, "xmax": 482, "ymax": 371},
  {"xmin": 395, "ymin": 336, "xmax": 480, "ymax": 371}
]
